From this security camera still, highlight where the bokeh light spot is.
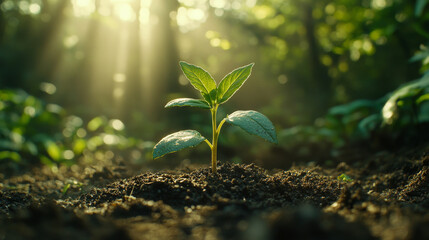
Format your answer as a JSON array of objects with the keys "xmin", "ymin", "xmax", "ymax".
[
  {"xmin": 63, "ymin": 150, "xmax": 75, "ymax": 160},
  {"xmin": 111, "ymin": 119, "xmax": 125, "ymax": 131},
  {"xmin": 40, "ymin": 82, "xmax": 57, "ymax": 95}
]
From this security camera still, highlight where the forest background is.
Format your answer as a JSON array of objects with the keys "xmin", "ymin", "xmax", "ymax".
[{"xmin": 0, "ymin": 0, "xmax": 428, "ymax": 170}]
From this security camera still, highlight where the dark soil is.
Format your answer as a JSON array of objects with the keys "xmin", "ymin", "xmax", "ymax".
[{"xmin": 1, "ymin": 143, "xmax": 429, "ymax": 240}]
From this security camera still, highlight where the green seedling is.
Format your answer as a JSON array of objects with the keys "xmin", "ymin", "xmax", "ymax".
[
  {"xmin": 62, "ymin": 183, "xmax": 71, "ymax": 195},
  {"xmin": 337, "ymin": 173, "xmax": 353, "ymax": 182},
  {"xmin": 153, "ymin": 61, "xmax": 278, "ymax": 174}
]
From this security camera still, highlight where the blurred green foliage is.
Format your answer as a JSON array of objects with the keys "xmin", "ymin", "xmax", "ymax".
[
  {"xmin": 268, "ymin": 0, "xmax": 429, "ymax": 163},
  {"xmin": 0, "ymin": 89, "xmax": 64, "ymax": 164},
  {"xmin": 382, "ymin": 74, "xmax": 429, "ymax": 126},
  {"xmin": 277, "ymin": 72, "xmax": 429, "ymax": 161},
  {"xmin": 0, "ymin": 89, "xmax": 152, "ymax": 168}
]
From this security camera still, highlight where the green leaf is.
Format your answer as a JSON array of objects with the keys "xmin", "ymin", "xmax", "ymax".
[
  {"xmin": 0, "ymin": 151, "xmax": 21, "ymax": 162},
  {"xmin": 415, "ymin": 0, "xmax": 428, "ymax": 16},
  {"xmin": 418, "ymin": 101, "xmax": 429, "ymax": 122},
  {"xmin": 165, "ymin": 98, "xmax": 210, "ymax": 109},
  {"xmin": 409, "ymin": 48, "xmax": 429, "ymax": 63},
  {"xmin": 73, "ymin": 138, "xmax": 87, "ymax": 155},
  {"xmin": 179, "ymin": 62, "xmax": 217, "ymax": 105},
  {"xmin": 45, "ymin": 141, "xmax": 62, "ymax": 161},
  {"xmin": 62, "ymin": 183, "xmax": 71, "ymax": 195},
  {"xmin": 416, "ymin": 93, "xmax": 429, "ymax": 105},
  {"xmin": 153, "ymin": 130, "xmax": 206, "ymax": 159},
  {"xmin": 217, "ymin": 63, "xmax": 254, "ymax": 104},
  {"xmin": 382, "ymin": 76, "xmax": 429, "ymax": 124},
  {"xmin": 87, "ymin": 116, "xmax": 106, "ymax": 131},
  {"xmin": 337, "ymin": 173, "xmax": 353, "ymax": 182},
  {"xmin": 226, "ymin": 110, "xmax": 278, "ymax": 144},
  {"xmin": 358, "ymin": 114, "xmax": 381, "ymax": 138}
]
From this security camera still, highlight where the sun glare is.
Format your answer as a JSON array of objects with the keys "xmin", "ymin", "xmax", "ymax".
[
  {"xmin": 72, "ymin": 0, "xmax": 95, "ymax": 17},
  {"xmin": 176, "ymin": 6, "xmax": 208, "ymax": 32},
  {"xmin": 113, "ymin": 2, "xmax": 135, "ymax": 22},
  {"xmin": 71, "ymin": 0, "xmax": 152, "ymax": 23},
  {"xmin": 61, "ymin": 0, "xmax": 213, "ymax": 115}
]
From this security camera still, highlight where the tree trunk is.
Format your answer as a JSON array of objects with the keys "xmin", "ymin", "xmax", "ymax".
[
  {"xmin": 63, "ymin": 0, "xmax": 100, "ymax": 110},
  {"xmin": 303, "ymin": 4, "xmax": 331, "ymax": 118},
  {"xmin": 122, "ymin": 0, "xmax": 143, "ymax": 123},
  {"xmin": 147, "ymin": 0, "xmax": 180, "ymax": 120},
  {"xmin": 32, "ymin": 0, "xmax": 70, "ymax": 78}
]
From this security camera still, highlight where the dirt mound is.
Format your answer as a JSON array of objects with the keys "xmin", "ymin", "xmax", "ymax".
[{"xmin": 81, "ymin": 163, "xmax": 341, "ymax": 209}]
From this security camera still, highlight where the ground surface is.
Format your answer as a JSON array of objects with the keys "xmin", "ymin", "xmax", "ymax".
[{"xmin": 0, "ymin": 143, "xmax": 428, "ymax": 240}]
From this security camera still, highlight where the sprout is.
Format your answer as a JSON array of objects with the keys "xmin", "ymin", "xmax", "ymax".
[{"xmin": 153, "ymin": 62, "xmax": 277, "ymax": 174}]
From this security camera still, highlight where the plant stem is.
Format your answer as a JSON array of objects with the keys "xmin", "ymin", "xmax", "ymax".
[
  {"xmin": 211, "ymin": 104, "xmax": 219, "ymax": 174},
  {"xmin": 204, "ymin": 139, "xmax": 213, "ymax": 149}
]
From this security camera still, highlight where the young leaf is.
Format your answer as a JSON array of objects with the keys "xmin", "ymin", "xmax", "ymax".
[
  {"xmin": 179, "ymin": 61, "xmax": 217, "ymax": 105},
  {"xmin": 153, "ymin": 130, "xmax": 206, "ymax": 159},
  {"xmin": 226, "ymin": 110, "xmax": 278, "ymax": 144},
  {"xmin": 415, "ymin": 0, "xmax": 428, "ymax": 16},
  {"xmin": 165, "ymin": 98, "xmax": 210, "ymax": 109},
  {"xmin": 217, "ymin": 63, "xmax": 254, "ymax": 104}
]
